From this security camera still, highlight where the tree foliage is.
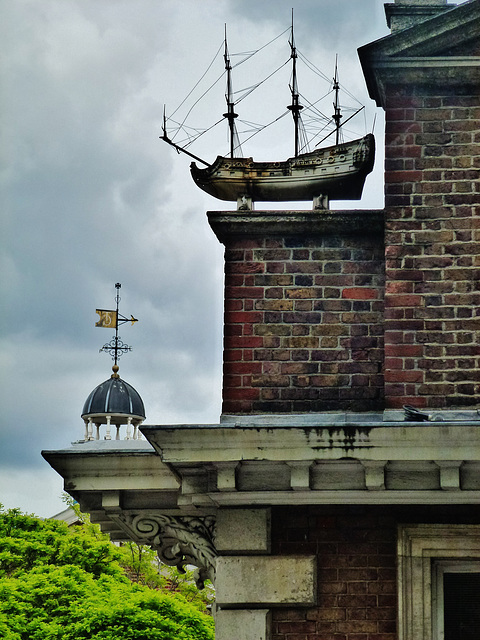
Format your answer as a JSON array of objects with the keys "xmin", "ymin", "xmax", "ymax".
[
  {"xmin": 117, "ymin": 540, "xmax": 215, "ymax": 612},
  {"xmin": 62, "ymin": 498, "xmax": 215, "ymax": 611},
  {"xmin": 0, "ymin": 505, "xmax": 215, "ymax": 640}
]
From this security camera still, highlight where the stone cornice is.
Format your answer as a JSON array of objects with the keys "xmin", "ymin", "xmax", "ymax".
[
  {"xmin": 207, "ymin": 209, "xmax": 384, "ymax": 244},
  {"xmin": 384, "ymin": 4, "xmax": 454, "ymax": 33},
  {"xmin": 42, "ymin": 445, "xmax": 179, "ymax": 492},
  {"xmin": 141, "ymin": 422, "xmax": 480, "ymax": 463},
  {"xmin": 42, "ymin": 420, "xmax": 480, "ymax": 552},
  {"xmin": 363, "ymin": 0, "xmax": 480, "ymax": 58},
  {"xmin": 359, "ymin": 0, "xmax": 480, "ymax": 106},
  {"xmin": 361, "ymin": 55, "xmax": 480, "ymax": 107}
]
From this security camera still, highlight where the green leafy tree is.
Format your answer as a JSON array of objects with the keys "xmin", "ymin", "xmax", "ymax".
[{"xmin": 0, "ymin": 505, "xmax": 215, "ymax": 640}]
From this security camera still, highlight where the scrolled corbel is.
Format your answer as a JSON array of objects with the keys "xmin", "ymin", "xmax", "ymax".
[{"xmin": 119, "ymin": 513, "xmax": 216, "ymax": 589}]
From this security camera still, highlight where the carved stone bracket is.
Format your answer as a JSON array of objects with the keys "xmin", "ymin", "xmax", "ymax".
[{"xmin": 116, "ymin": 513, "xmax": 217, "ymax": 589}]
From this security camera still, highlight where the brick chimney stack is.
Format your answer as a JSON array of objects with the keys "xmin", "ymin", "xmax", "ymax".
[{"xmin": 208, "ymin": 211, "xmax": 385, "ymax": 414}]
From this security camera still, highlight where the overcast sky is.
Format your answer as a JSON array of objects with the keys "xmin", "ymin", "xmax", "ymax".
[{"xmin": 1, "ymin": 0, "xmax": 396, "ymax": 518}]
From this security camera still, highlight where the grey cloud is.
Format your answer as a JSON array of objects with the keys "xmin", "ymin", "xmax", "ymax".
[{"xmin": 0, "ymin": 0, "xmax": 388, "ymax": 517}]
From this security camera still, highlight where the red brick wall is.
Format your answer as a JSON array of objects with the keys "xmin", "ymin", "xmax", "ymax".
[
  {"xmin": 215, "ymin": 86, "xmax": 479, "ymax": 414},
  {"xmin": 222, "ymin": 234, "xmax": 385, "ymax": 414},
  {"xmin": 270, "ymin": 505, "xmax": 480, "ymax": 640},
  {"xmin": 271, "ymin": 506, "xmax": 396, "ymax": 640},
  {"xmin": 384, "ymin": 86, "xmax": 480, "ymax": 409}
]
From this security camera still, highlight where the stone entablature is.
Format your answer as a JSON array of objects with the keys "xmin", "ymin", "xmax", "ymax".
[
  {"xmin": 142, "ymin": 416, "xmax": 480, "ymax": 504},
  {"xmin": 43, "ymin": 417, "xmax": 480, "ymax": 638},
  {"xmin": 44, "ymin": 415, "xmax": 480, "ymax": 527}
]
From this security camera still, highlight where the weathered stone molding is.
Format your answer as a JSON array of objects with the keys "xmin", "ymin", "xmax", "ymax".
[
  {"xmin": 207, "ymin": 209, "xmax": 384, "ymax": 243},
  {"xmin": 359, "ymin": 0, "xmax": 480, "ymax": 107},
  {"xmin": 397, "ymin": 524, "xmax": 480, "ymax": 640},
  {"xmin": 116, "ymin": 513, "xmax": 216, "ymax": 589}
]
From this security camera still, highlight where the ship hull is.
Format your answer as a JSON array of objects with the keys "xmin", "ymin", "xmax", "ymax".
[{"xmin": 190, "ymin": 134, "xmax": 374, "ymax": 202}]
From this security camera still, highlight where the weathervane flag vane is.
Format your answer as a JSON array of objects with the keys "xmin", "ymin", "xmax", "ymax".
[{"xmin": 95, "ymin": 283, "xmax": 138, "ymax": 370}]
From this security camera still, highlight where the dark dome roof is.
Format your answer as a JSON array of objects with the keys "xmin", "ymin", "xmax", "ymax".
[{"xmin": 82, "ymin": 376, "xmax": 145, "ymax": 420}]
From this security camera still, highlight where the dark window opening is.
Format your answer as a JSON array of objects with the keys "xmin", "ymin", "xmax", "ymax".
[{"xmin": 444, "ymin": 572, "xmax": 480, "ymax": 640}]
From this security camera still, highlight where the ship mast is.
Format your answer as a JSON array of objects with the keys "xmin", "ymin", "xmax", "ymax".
[
  {"xmin": 287, "ymin": 11, "xmax": 303, "ymax": 157},
  {"xmin": 332, "ymin": 56, "xmax": 342, "ymax": 145},
  {"xmin": 223, "ymin": 26, "xmax": 239, "ymax": 159}
]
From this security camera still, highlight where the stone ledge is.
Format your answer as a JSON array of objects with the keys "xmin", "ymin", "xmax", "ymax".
[
  {"xmin": 207, "ymin": 210, "xmax": 384, "ymax": 244},
  {"xmin": 196, "ymin": 489, "xmax": 480, "ymax": 507}
]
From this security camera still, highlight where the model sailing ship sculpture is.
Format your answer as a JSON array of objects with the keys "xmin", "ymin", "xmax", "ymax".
[{"xmin": 162, "ymin": 19, "xmax": 375, "ymax": 210}]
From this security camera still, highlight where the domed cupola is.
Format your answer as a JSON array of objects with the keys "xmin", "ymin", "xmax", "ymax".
[
  {"xmin": 81, "ymin": 283, "xmax": 145, "ymax": 441},
  {"xmin": 82, "ymin": 364, "xmax": 145, "ymax": 441}
]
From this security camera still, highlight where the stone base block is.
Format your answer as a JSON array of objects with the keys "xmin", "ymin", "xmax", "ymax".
[
  {"xmin": 216, "ymin": 555, "xmax": 317, "ymax": 607},
  {"xmin": 216, "ymin": 508, "xmax": 271, "ymax": 553},
  {"xmin": 215, "ymin": 609, "xmax": 271, "ymax": 640}
]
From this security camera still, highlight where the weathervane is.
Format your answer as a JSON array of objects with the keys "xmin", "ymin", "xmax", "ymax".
[{"xmin": 95, "ymin": 283, "xmax": 138, "ymax": 376}]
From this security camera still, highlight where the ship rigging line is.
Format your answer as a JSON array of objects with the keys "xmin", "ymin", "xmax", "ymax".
[
  {"xmin": 168, "ymin": 42, "xmax": 224, "ymax": 141},
  {"xmin": 315, "ymin": 105, "xmax": 365, "ymax": 147},
  {"xmin": 171, "ymin": 117, "xmax": 225, "ymax": 149},
  {"xmin": 298, "ymin": 90, "xmax": 335, "ymax": 123},
  {"xmin": 167, "ymin": 28, "xmax": 290, "ymax": 144},
  {"xmin": 230, "ymin": 27, "xmax": 290, "ymax": 69},
  {"xmin": 231, "ymin": 110, "xmax": 290, "ymax": 155},
  {"xmin": 170, "ymin": 71, "xmax": 225, "ymax": 143},
  {"xmin": 296, "ymin": 50, "xmax": 331, "ymax": 84},
  {"xmin": 297, "ymin": 50, "xmax": 364, "ymax": 107},
  {"xmin": 233, "ymin": 58, "xmax": 290, "ymax": 105}
]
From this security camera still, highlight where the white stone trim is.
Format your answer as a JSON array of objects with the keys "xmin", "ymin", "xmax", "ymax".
[
  {"xmin": 216, "ymin": 555, "xmax": 317, "ymax": 607},
  {"xmin": 216, "ymin": 508, "xmax": 271, "ymax": 553},
  {"xmin": 185, "ymin": 490, "xmax": 480, "ymax": 507},
  {"xmin": 397, "ymin": 524, "xmax": 480, "ymax": 640},
  {"xmin": 215, "ymin": 609, "xmax": 271, "ymax": 640}
]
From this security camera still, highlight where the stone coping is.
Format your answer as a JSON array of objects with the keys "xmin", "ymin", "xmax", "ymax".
[
  {"xmin": 42, "ymin": 439, "xmax": 155, "ymax": 455},
  {"xmin": 207, "ymin": 209, "xmax": 384, "ymax": 244},
  {"xmin": 139, "ymin": 408, "xmax": 480, "ymax": 430},
  {"xmin": 384, "ymin": 4, "xmax": 455, "ymax": 31}
]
